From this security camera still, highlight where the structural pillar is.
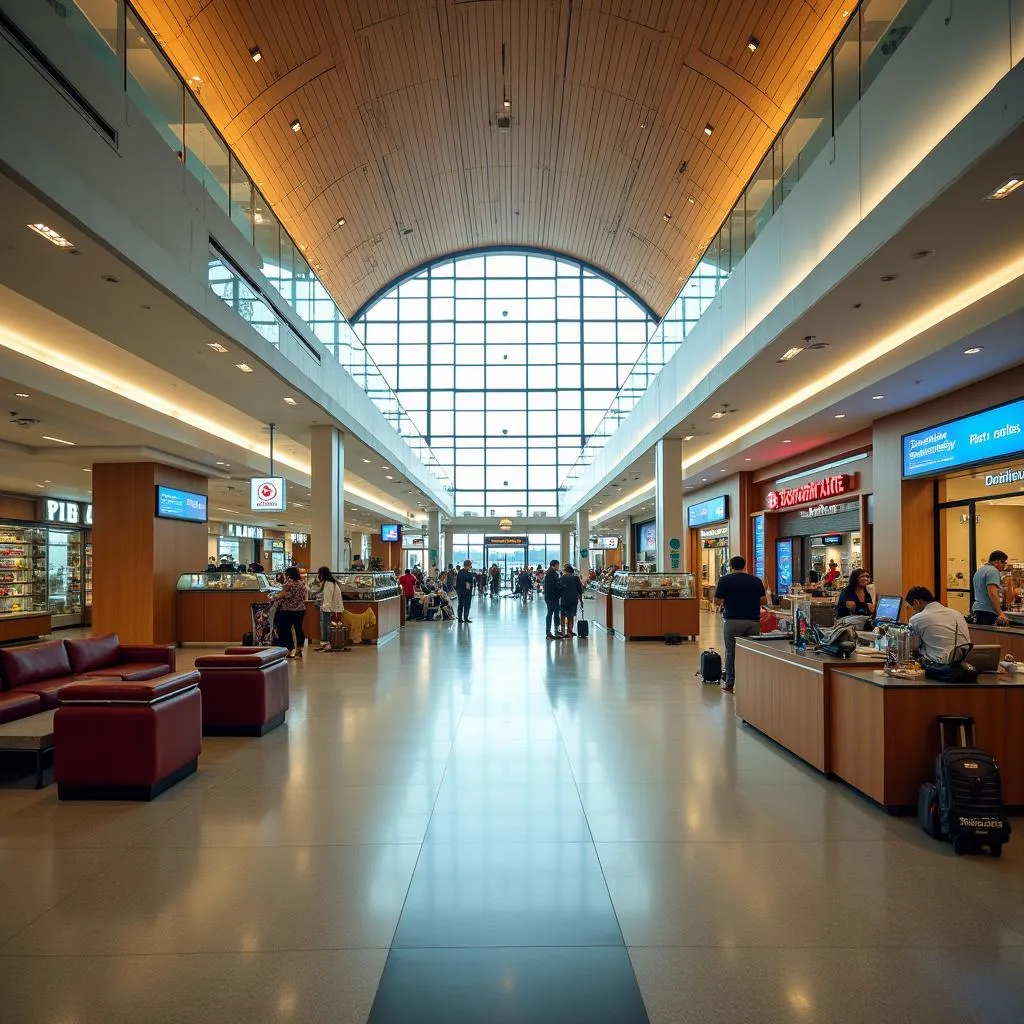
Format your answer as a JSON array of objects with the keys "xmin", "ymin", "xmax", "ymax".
[
  {"xmin": 623, "ymin": 515, "xmax": 634, "ymax": 569},
  {"xmin": 428, "ymin": 510, "xmax": 441, "ymax": 571},
  {"xmin": 576, "ymin": 510, "xmax": 590, "ymax": 577},
  {"xmin": 559, "ymin": 527, "xmax": 571, "ymax": 567},
  {"xmin": 348, "ymin": 531, "xmax": 364, "ymax": 568},
  {"xmin": 655, "ymin": 438, "xmax": 684, "ymax": 572},
  {"xmin": 93, "ymin": 462, "xmax": 207, "ymax": 644},
  {"xmin": 310, "ymin": 425, "xmax": 345, "ymax": 571}
]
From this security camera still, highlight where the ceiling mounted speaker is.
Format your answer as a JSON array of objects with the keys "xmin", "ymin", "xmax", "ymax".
[{"xmin": 495, "ymin": 114, "xmax": 512, "ymax": 132}]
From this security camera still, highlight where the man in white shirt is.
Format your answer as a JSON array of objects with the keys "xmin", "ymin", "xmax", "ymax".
[{"xmin": 906, "ymin": 586, "xmax": 972, "ymax": 665}]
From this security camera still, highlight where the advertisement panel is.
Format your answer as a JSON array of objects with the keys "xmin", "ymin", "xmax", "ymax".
[
  {"xmin": 686, "ymin": 495, "xmax": 728, "ymax": 527},
  {"xmin": 594, "ymin": 536, "xmax": 620, "ymax": 549},
  {"xmin": 250, "ymin": 477, "xmax": 287, "ymax": 512},
  {"xmin": 753, "ymin": 514, "xmax": 765, "ymax": 580},
  {"xmin": 156, "ymin": 486, "xmax": 208, "ymax": 522},
  {"xmin": 902, "ymin": 397, "xmax": 1024, "ymax": 478},
  {"xmin": 637, "ymin": 522, "xmax": 657, "ymax": 551}
]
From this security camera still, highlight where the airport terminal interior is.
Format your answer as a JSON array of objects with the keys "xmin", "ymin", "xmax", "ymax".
[{"xmin": 0, "ymin": 0, "xmax": 1023, "ymax": 1020}]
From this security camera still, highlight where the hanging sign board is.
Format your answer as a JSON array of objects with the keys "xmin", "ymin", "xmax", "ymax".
[
  {"xmin": 484, "ymin": 535, "xmax": 528, "ymax": 546},
  {"xmin": 250, "ymin": 477, "xmax": 287, "ymax": 512}
]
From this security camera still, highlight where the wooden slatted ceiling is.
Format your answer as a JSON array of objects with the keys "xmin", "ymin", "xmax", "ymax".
[{"xmin": 135, "ymin": 0, "xmax": 852, "ymax": 318}]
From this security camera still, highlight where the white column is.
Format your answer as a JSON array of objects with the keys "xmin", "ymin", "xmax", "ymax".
[
  {"xmin": 655, "ymin": 438, "xmax": 683, "ymax": 572},
  {"xmin": 428, "ymin": 510, "xmax": 440, "ymax": 571},
  {"xmin": 576, "ymin": 510, "xmax": 590, "ymax": 577},
  {"xmin": 310, "ymin": 425, "xmax": 344, "ymax": 570},
  {"xmin": 443, "ymin": 526, "xmax": 455, "ymax": 569},
  {"xmin": 624, "ymin": 515, "xmax": 634, "ymax": 568},
  {"xmin": 560, "ymin": 527, "xmax": 571, "ymax": 566}
]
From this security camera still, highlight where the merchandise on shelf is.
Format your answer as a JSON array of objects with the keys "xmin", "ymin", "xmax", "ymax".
[{"xmin": 610, "ymin": 571, "xmax": 696, "ymax": 600}]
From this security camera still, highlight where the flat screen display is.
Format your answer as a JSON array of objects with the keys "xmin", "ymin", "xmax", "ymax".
[
  {"xmin": 820, "ymin": 534, "xmax": 843, "ymax": 545},
  {"xmin": 595, "ymin": 536, "xmax": 619, "ymax": 549},
  {"xmin": 637, "ymin": 521, "xmax": 657, "ymax": 551},
  {"xmin": 687, "ymin": 495, "xmax": 728, "ymax": 527},
  {"xmin": 874, "ymin": 595, "xmax": 903, "ymax": 622},
  {"xmin": 902, "ymin": 397, "xmax": 1024, "ymax": 477},
  {"xmin": 776, "ymin": 538, "xmax": 793, "ymax": 596},
  {"xmin": 381, "ymin": 524, "xmax": 401, "ymax": 543},
  {"xmin": 156, "ymin": 485, "xmax": 207, "ymax": 522},
  {"xmin": 753, "ymin": 515, "xmax": 765, "ymax": 580}
]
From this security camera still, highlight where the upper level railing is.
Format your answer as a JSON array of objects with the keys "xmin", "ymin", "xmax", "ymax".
[
  {"xmin": 28, "ymin": 0, "xmax": 453, "ymax": 495},
  {"xmin": 558, "ymin": 0, "xmax": 931, "ymax": 495}
]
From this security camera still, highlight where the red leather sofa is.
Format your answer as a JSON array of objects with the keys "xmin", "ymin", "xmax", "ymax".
[
  {"xmin": 54, "ymin": 671, "xmax": 202, "ymax": 800},
  {"xmin": 194, "ymin": 646, "xmax": 289, "ymax": 736},
  {"xmin": 0, "ymin": 635, "xmax": 175, "ymax": 717}
]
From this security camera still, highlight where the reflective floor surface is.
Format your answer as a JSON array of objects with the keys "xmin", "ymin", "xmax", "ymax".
[{"xmin": 1, "ymin": 596, "xmax": 1024, "ymax": 1022}]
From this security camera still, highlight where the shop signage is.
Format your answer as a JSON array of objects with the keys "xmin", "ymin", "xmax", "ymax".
[
  {"xmin": 902, "ymin": 397, "xmax": 1024, "ymax": 478},
  {"xmin": 638, "ymin": 522, "xmax": 657, "ymax": 551},
  {"xmin": 766, "ymin": 474, "xmax": 851, "ymax": 511},
  {"xmin": 687, "ymin": 495, "xmax": 728, "ymax": 527},
  {"xmin": 820, "ymin": 534, "xmax": 843, "ymax": 545},
  {"xmin": 753, "ymin": 515, "xmax": 765, "ymax": 580},
  {"xmin": 290, "ymin": 533, "xmax": 308, "ymax": 544},
  {"xmin": 484, "ymin": 535, "xmax": 527, "ymax": 546},
  {"xmin": 38, "ymin": 499, "xmax": 92, "ymax": 526},
  {"xmin": 250, "ymin": 477, "xmax": 287, "ymax": 512},
  {"xmin": 984, "ymin": 466, "xmax": 1024, "ymax": 487},
  {"xmin": 702, "ymin": 525, "xmax": 729, "ymax": 540},
  {"xmin": 224, "ymin": 523, "xmax": 263, "ymax": 539}
]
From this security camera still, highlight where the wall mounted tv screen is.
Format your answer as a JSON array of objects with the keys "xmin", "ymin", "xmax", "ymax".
[
  {"xmin": 381, "ymin": 523, "xmax": 401, "ymax": 543},
  {"xmin": 156, "ymin": 485, "xmax": 208, "ymax": 523}
]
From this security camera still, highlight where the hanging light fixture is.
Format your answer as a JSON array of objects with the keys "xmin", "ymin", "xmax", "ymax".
[{"xmin": 499, "ymin": 517, "xmax": 513, "ymax": 532}]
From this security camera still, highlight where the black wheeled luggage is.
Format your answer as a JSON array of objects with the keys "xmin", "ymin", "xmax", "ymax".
[
  {"xmin": 697, "ymin": 649, "xmax": 722, "ymax": 683},
  {"xmin": 576, "ymin": 601, "xmax": 589, "ymax": 639},
  {"xmin": 933, "ymin": 715, "xmax": 1011, "ymax": 857}
]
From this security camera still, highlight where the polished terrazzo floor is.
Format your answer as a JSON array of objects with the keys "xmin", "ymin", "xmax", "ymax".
[{"xmin": 2, "ymin": 596, "xmax": 1024, "ymax": 1022}]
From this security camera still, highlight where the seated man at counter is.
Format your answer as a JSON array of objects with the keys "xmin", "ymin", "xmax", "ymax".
[
  {"xmin": 906, "ymin": 586, "xmax": 972, "ymax": 665},
  {"xmin": 713, "ymin": 555, "xmax": 768, "ymax": 694}
]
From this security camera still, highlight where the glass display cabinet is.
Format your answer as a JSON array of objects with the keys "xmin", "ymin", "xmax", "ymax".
[
  {"xmin": 0, "ymin": 526, "xmax": 51, "ymax": 641},
  {"xmin": 609, "ymin": 571, "xmax": 699, "ymax": 641},
  {"xmin": 303, "ymin": 571, "xmax": 402, "ymax": 646}
]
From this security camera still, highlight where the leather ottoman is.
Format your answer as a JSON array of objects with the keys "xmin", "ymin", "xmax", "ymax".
[
  {"xmin": 54, "ymin": 672, "xmax": 202, "ymax": 800},
  {"xmin": 193, "ymin": 647, "xmax": 290, "ymax": 736}
]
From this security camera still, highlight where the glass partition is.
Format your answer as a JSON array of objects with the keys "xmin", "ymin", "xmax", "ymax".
[
  {"xmin": 126, "ymin": 8, "xmax": 182, "ymax": 155},
  {"xmin": 65, "ymin": 0, "xmax": 121, "ymax": 78},
  {"xmin": 229, "ymin": 159, "xmax": 254, "ymax": 242}
]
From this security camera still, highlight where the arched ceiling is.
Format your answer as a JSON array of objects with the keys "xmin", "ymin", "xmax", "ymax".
[{"xmin": 134, "ymin": 0, "xmax": 852, "ymax": 319}]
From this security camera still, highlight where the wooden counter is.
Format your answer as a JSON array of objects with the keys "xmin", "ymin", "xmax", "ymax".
[
  {"xmin": 611, "ymin": 596, "xmax": 699, "ymax": 641},
  {"xmin": 177, "ymin": 591, "xmax": 268, "ymax": 644},
  {"xmin": 303, "ymin": 595, "xmax": 402, "ymax": 645},
  {"xmin": 0, "ymin": 612, "xmax": 52, "ymax": 644},
  {"xmin": 970, "ymin": 625, "xmax": 1024, "ymax": 662},
  {"xmin": 734, "ymin": 640, "xmax": 875, "ymax": 772},
  {"xmin": 591, "ymin": 590, "xmax": 614, "ymax": 634},
  {"xmin": 829, "ymin": 669, "xmax": 1024, "ymax": 812}
]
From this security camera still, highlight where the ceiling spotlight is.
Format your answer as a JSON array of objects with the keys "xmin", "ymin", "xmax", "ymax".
[
  {"xmin": 711, "ymin": 411, "xmax": 725, "ymax": 420},
  {"xmin": 215, "ymin": 461, "xmax": 227, "ymax": 466},
  {"xmin": 235, "ymin": 362, "xmax": 254, "ymax": 373},
  {"xmin": 984, "ymin": 176, "xmax": 1024, "ymax": 200},
  {"xmin": 778, "ymin": 346, "xmax": 803, "ymax": 362},
  {"xmin": 747, "ymin": 37, "xmax": 759, "ymax": 52},
  {"xmin": 782, "ymin": 439, "xmax": 792, "ymax": 444},
  {"xmin": 834, "ymin": 413, "xmax": 846, "ymax": 419},
  {"xmin": 207, "ymin": 342, "xmax": 228, "ymax": 353},
  {"xmin": 249, "ymin": 45, "xmax": 262, "ymax": 62},
  {"xmin": 503, "ymin": 96, "xmax": 511, "ymax": 109},
  {"xmin": 703, "ymin": 124, "xmax": 714, "ymax": 136},
  {"xmin": 683, "ymin": 434, "xmax": 694, "ymax": 441},
  {"xmin": 963, "ymin": 346, "xmax": 984, "ymax": 355},
  {"xmin": 662, "ymin": 212, "xmax": 672, "ymax": 222},
  {"xmin": 872, "ymin": 395, "xmax": 884, "ymax": 400},
  {"xmin": 687, "ymin": 196, "xmax": 695, "ymax": 204},
  {"xmin": 282, "ymin": 397, "xmax": 298, "ymax": 406},
  {"xmin": 290, "ymin": 119, "xmax": 302, "ymax": 133},
  {"xmin": 27, "ymin": 223, "xmax": 75, "ymax": 248},
  {"xmin": 361, "ymin": 458, "xmax": 371, "ymax": 464},
  {"xmin": 336, "ymin": 217, "xmax": 346, "ymax": 227},
  {"xmin": 744, "ymin": 457, "xmax": 752, "ymax": 461},
  {"xmin": 14, "ymin": 392, "xmax": 29, "ymax": 398}
]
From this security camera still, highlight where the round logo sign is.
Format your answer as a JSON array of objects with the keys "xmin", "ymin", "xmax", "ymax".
[
  {"xmin": 669, "ymin": 538, "xmax": 681, "ymax": 550},
  {"xmin": 766, "ymin": 490, "xmax": 781, "ymax": 510},
  {"xmin": 258, "ymin": 482, "xmax": 278, "ymax": 501}
]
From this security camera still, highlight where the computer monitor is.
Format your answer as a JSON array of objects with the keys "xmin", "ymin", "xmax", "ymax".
[{"xmin": 874, "ymin": 595, "xmax": 903, "ymax": 623}]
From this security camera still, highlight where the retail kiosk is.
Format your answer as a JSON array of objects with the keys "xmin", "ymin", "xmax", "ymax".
[{"xmin": 610, "ymin": 571, "xmax": 698, "ymax": 641}]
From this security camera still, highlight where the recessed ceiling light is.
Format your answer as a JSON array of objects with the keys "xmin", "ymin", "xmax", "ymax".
[
  {"xmin": 911, "ymin": 249, "xmax": 934, "ymax": 260},
  {"xmin": 385, "ymin": 475, "xmax": 393, "ymax": 480},
  {"xmin": 880, "ymin": 273, "xmax": 898, "ymax": 282},
  {"xmin": 701, "ymin": 477, "xmax": 707, "ymax": 482},
  {"xmin": 683, "ymin": 434, "xmax": 694, "ymax": 441},
  {"xmin": 27, "ymin": 223, "xmax": 75, "ymax": 248},
  {"xmin": 719, "ymin": 468, "xmax": 726, "ymax": 472},
  {"xmin": 984, "ymin": 176, "xmax": 1024, "ymax": 200},
  {"xmin": 744, "ymin": 457, "xmax": 752, "ymax": 462},
  {"xmin": 35, "ymin": 483, "xmax": 44, "ymax": 489},
  {"xmin": 503, "ymin": 98, "xmax": 511, "ymax": 109},
  {"xmin": 747, "ymin": 37, "xmax": 759, "ymax": 52},
  {"xmin": 336, "ymin": 217, "xmax": 346, "ymax": 227},
  {"xmin": 235, "ymin": 363, "xmax": 254, "ymax": 372},
  {"xmin": 41, "ymin": 435, "xmax": 76, "ymax": 446},
  {"xmin": 964, "ymin": 346, "xmax": 983, "ymax": 355},
  {"xmin": 14, "ymin": 392, "xmax": 29, "ymax": 398},
  {"xmin": 207, "ymin": 342, "xmax": 228, "ymax": 353},
  {"xmin": 687, "ymin": 196, "xmax": 695, "ymax": 204},
  {"xmin": 290, "ymin": 119, "xmax": 302, "ymax": 133},
  {"xmin": 249, "ymin": 45, "xmax": 262, "ymax": 62},
  {"xmin": 778, "ymin": 346, "xmax": 803, "ymax": 362},
  {"xmin": 782, "ymin": 439, "xmax": 792, "ymax": 444},
  {"xmin": 834, "ymin": 413, "xmax": 846, "ymax": 419},
  {"xmin": 872, "ymin": 394, "xmax": 884, "ymax": 400},
  {"xmin": 382, "ymin": 465, "xmax": 390, "ymax": 470},
  {"xmin": 215, "ymin": 461, "xmax": 227, "ymax": 466},
  {"xmin": 711, "ymin": 411, "xmax": 726, "ymax": 420},
  {"xmin": 662, "ymin": 212, "xmax": 672, "ymax": 222},
  {"xmin": 83, "ymin": 468, "xmax": 91, "ymax": 473},
  {"xmin": 361, "ymin": 458, "xmax": 371, "ymax": 464},
  {"xmin": 282, "ymin": 397, "xmax": 297, "ymax": 406},
  {"xmin": 703, "ymin": 124, "xmax": 714, "ymax": 136}
]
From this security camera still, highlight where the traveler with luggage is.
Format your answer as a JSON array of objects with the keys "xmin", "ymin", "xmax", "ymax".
[
  {"xmin": 559, "ymin": 564, "xmax": 584, "ymax": 638},
  {"xmin": 543, "ymin": 559, "xmax": 562, "ymax": 639},
  {"xmin": 315, "ymin": 566, "xmax": 346, "ymax": 652},
  {"xmin": 713, "ymin": 555, "xmax": 767, "ymax": 692},
  {"xmin": 971, "ymin": 550, "xmax": 1010, "ymax": 626}
]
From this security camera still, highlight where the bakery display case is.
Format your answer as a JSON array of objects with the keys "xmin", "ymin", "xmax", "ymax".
[
  {"xmin": 176, "ymin": 572, "xmax": 279, "ymax": 644},
  {"xmin": 47, "ymin": 528, "xmax": 84, "ymax": 628},
  {"xmin": 610, "ymin": 571, "xmax": 699, "ymax": 641},
  {"xmin": 304, "ymin": 571, "xmax": 402, "ymax": 645},
  {"xmin": 0, "ymin": 526, "xmax": 51, "ymax": 641},
  {"xmin": 590, "ymin": 578, "xmax": 615, "ymax": 634}
]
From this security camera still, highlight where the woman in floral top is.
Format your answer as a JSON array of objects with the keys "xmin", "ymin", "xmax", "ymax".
[{"xmin": 276, "ymin": 566, "xmax": 308, "ymax": 658}]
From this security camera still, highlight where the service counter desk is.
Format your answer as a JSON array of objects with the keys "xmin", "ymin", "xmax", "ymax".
[
  {"xmin": 304, "ymin": 572, "xmax": 402, "ymax": 645},
  {"xmin": 735, "ymin": 638, "xmax": 1024, "ymax": 813},
  {"xmin": 176, "ymin": 573, "xmax": 277, "ymax": 645},
  {"xmin": 610, "ymin": 572, "xmax": 699, "ymax": 642},
  {"xmin": 590, "ymin": 584, "xmax": 614, "ymax": 634},
  {"xmin": 0, "ymin": 611, "xmax": 52, "ymax": 644},
  {"xmin": 969, "ymin": 624, "xmax": 1024, "ymax": 662}
]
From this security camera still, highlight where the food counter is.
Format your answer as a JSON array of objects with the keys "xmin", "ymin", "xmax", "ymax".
[
  {"xmin": 969, "ymin": 624, "xmax": 1024, "ymax": 662},
  {"xmin": 304, "ymin": 572, "xmax": 401, "ymax": 645},
  {"xmin": 176, "ymin": 572, "xmax": 278, "ymax": 645},
  {"xmin": 589, "ymin": 581, "xmax": 614, "ymax": 634},
  {"xmin": 610, "ymin": 572, "xmax": 699, "ymax": 642}
]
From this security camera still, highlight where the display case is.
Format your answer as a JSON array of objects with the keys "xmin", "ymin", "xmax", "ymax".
[
  {"xmin": 84, "ymin": 541, "xmax": 93, "ymax": 615},
  {"xmin": 47, "ymin": 528, "xmax": 84, "ymax": 628},
  {"xmin": 610, "ymin": 571, "xmax": 699, "ymax": 641},
  {"xmin": 0, "ymin": 525, "xmax": 51, "ymax": 641},
  {"xmin": 176, "ymin": 572, "xmax": 279, "ymax": 644},
  {"xmin": 589, "ymin": 578, "xmax": 615, "ymax": 633},
  {"xmin": 303, "ymin": 571, "xmax": 402, "ymax": 645}
]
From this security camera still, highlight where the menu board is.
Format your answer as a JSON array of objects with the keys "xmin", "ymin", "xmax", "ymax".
[
  {"xmin": 156, "ymin": 486, "xmax": 207, "ymax": 522},
  {"xmin": 902, "ymin": 397, "xmax": 1024, "ymax": 477},
  {"xmin": 776, "ymin": 538, "xmax": 793, "ymax": 596},
  {"xmin": 687, "ymin": 495, "xmax": 728, "ymax": 527},
  {"xmin": 753, "ymin": 515, "xmax": 765, "ymax": 581}
]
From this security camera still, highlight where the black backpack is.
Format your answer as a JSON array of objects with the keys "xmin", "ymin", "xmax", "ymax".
[{"xmin": 697, "ymin": 649, "xmax": 722, "ymax": 683}]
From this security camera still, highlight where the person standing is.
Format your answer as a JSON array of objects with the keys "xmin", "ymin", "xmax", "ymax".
[
  {"xmin": 559, "ymin": 564, "xmax": 584, "ymax": 638},
  {"xmin": 713, "ymin": 555, "xmax": 768, "ymax": 693},
  {"xmin": 543, "ymin": 559, "xmax": 562, "ymax": 639},
  {"xmin": 315, "ymin": 566, "xmax": 345, "ymax": 651},
  {"xmin": 455, "ymin": 559, "xmax": 475, "ymax": 623},
  {"xmin": 972, "ymin": 550, "xmax": 1010, "ymax": 626},
  {"xmin": 834, "ymin": 569, "xmax": 875, "ymax": 619},
  {"xmin": 276, "ymin": 566, "xmax": 309, "ymax": 659},
  {"xmin": 398, "ymin": 568, "xmax": 417, "ymax": 618}
]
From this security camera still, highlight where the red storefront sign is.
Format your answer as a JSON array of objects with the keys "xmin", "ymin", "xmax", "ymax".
[{"xmin": 766, "ymin": 474, "xmax": 852, "ymax": 510}]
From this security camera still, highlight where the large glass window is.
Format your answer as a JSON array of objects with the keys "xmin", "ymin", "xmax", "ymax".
[{"xmin": 354, "ymin": 252, "xmax": 653, "ymax": 516}]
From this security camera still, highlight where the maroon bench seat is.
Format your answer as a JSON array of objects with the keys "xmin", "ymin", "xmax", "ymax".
[
  {"xmin": 194, "ymin": 647, "xmax": 289, "ymax": 736},
  {"xmin": 54, "ymin": 671, "xmax": 202, "ymax": 801},
  {"xmin": 0, "ymin": 690, "xmax": 42, "ymax": 724}
]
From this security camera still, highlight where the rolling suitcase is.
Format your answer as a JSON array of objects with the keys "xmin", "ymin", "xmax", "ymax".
[
  {"xmin": 576, "ymin": 600, "xmax": 589, "ymax": 639},
  {"xmin": 932, "ymin": 715, "xmax": 1010, "ymax": 857},
  {"xmin": 697, "ymin": 648, "xmax": 722, "ymax": 683},
  {"xmin": 328, "ymin": 621, "xmax": 351, "ymax": 651}
]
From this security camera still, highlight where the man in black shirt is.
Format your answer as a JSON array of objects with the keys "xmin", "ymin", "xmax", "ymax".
[
  {"xmin": 455, "ymin": 559, "xmax": 475, "ymax": 623},
  {"xmin": 542, "ymin": 559, "xmax": 562, "ymax": 639},
  {"xmin": 713, "ymin": 555, "xmax": 767, "ymax": 693}
]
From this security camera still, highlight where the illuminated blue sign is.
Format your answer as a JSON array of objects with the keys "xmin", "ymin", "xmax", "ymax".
[
  {"xmin": 156, "ymin": 486, "xmax": 208, "ymax": 522},
  {"xmin": 687, "ymin": 495, "xmax": 728, "ymax": 528},
  {"xmin": 902, "ymin": 398, "xmax": 1024, "ymax": 478}
]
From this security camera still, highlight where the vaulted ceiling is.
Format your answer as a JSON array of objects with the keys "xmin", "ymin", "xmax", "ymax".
[{"xmin": 134, "ymin": 0, "xmax": 852, "ymax": 319}]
